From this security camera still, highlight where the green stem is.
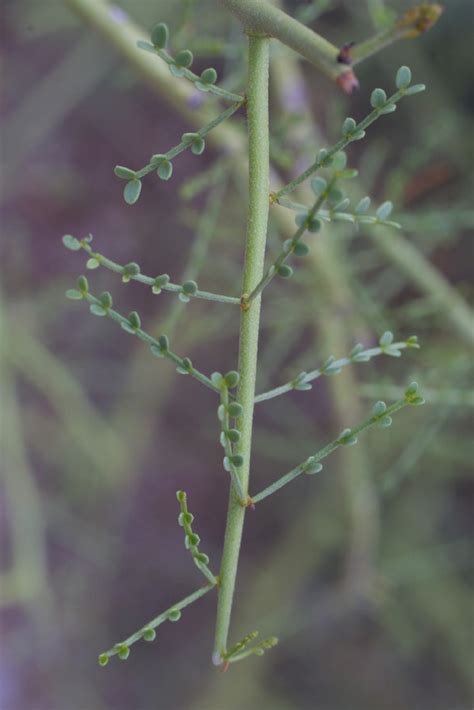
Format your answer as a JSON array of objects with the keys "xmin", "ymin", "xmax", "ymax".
[
  {"xmin": 219, "ymin": 0, "xmax": 345, "ymax": 81},
  {"xmin": 254, "ymin": 340, "xmax": 418, "ymax": 404},
  {"xmin": 274, "ymin": 87, "xmax": 410, "ymax": 200},
  {"xmin": 219, "ymin": 383, "xmax": 247, "ymax": 502},
  {"xmin": 79, "ymin": 241, "xmax": 240, "ymax": 305},
  {"xmin": 212, "ymin": 35, "xmax": 270, "ymax": 665},
  {"xmin": 81, "ymin": 292, "xmax": 223, "ymax": 396},
  {"xmin": 133, "ymin": 100, "xmax": 245, "ymax": 180},
  {"xmin": 137, "ymin": 40, "xmax": 243, "ymax": 103},
  {"xmin": 251, "ymin": 398, "xmax": 409, "ymax": 505},
  {"xmin": 246, "ymin": 176, "xmax": 336, "ymax": 304},
  {"xmin": 99, "ymin": 582, "xmax": 216, "ymax": 663}
]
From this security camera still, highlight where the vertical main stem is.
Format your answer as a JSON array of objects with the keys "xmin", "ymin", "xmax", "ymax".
[{"xmin": 212, "ymin": 34, "xmax": 270, "ymax": 664}]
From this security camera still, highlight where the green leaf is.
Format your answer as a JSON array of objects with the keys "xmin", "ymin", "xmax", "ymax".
[
  {"xmin": 194, "ymin": 552, "xmax": 210, "ymax": 565},
  {"xmin": 99, "ymin": 291, "xmax": 113, "ymax": 308},
  {"xmin": 120, "ymin": 322, "xmax": 136, "ymax": 334},
  {"xmin": 150, "ymin": 344, "xmax": 164, "ymax": 358},
  {"xmin": 230, "ymin": 454, "xmax": 244, "ymax": 467},
  {"xmin": 86, "ymin": 258, "xmax": 100, "ymax": 269},
  {"xmin": 77, "ymin": 275, "xmax": 89, "ymax": 293},
  {"xmin": 98, "ymin": 654, "xmax": 109, "ymax": 667},
  {"xmin": 342, "ymin": 117, "xmax": 356, "ymax": 136},
  {"xmin": 123, "ymin": 179, "xmax": 142, "ymax": 205},
  {"xmin": 405, "ymin": 381, "xmax": 419, "ymax": 397},
  {"xmin": 211, "ymin": 372, "xmax": 223, "ymax": 387},
  {"xmin": 182, "ymin": 280, "xmax": 198, "ymax": 295},
  {"xmin": 339, "ymin": 169, "xmax": 358, "ymax": 180},
  {"xmin": 224, "ymin": 371, "xmax": 240, "ymax": 388},
  {"xmin": 167, "ymin": 609, "xmax": 181, "ymax": 622},
  {"xmin": 114, "ymin": 165, "xmax": 137, "ymax": 180},
  {"xmin": 310, "ymin": 177, "xmax": 327, "ymax": 195},
  {"xmin": 293, "ymin": 242, "xmax": 310, "ymax": 257},
  {"xmin": 379, "ymin": 104, "xmax": 397, "ymax": 115},
  {"xmin": 175, "ymin": 49, "xmax": 193, "ymax": 68},
  {"xmin": 406, "ymin": 335, "xmax": 419, "ymax": 348},
  {"xmin": 200, "ymin": 67, "xmax": 217, "ymax": 84},
  {"xmin": 355, "ymin": 196, "xmax": 371, "ymax": 214},
  {"xmin": 317, "ymin": 148, "xmax": 332, "ymax": 165},
  {"xmin": 123, "ymin": 262, "xmax": 141, "ymax": 278},
  {"xmin": 404, "ymin": 84, "xmax": 426, "ymax": 96},
  {"xmin": 307, "ymin": 218, "xmax": 321, "ymax": 233},
  {"xmin": 370, "ymin": 88, "xmax": 387, "ymax": 108},
  {"xmin": 379, "ymin": 331, "xmax": 394, "ymax": 347},
  {"xmin": 372, "ymin": 401, "xmax": 387, "ymax": 417},
  {"xmin": 332, "ymin": 151, "xmax": 347, "ymax": 170},
  {"xmin": 304, "ymin": 456, "xmax": 323, "ymax": 475},
  {"xmin": 117, "ymin": 645, "xmax": 130, "ymax": 660},
  {"xmin": 226, "ymin": 429, "xmax": 241, "ymax": 443},
  {"xmin": 169, "ymin": 64, "xmax": 185, "ymax": 78},
  {"xmin": 128, "ymin": 311, "xmax": 141, "ymax": 330},
  {"xmin": 150, "ymin": 22, "xmax": 169, "ymax": 49},
  {"xmin": 158, "ymin": 335, "xmax": 169, "ymax": 352},
  {"xmin": 157, "ymin": 160, "xmax": 173, "ymax": 181},
  {"xmin": 90, "ymin": 304, "xmax": 106, "ymax": 317},
  {"xmin": 152, "ymin": 274, "xmax": 170, "ymax": 294},
  {"xmin": 181, "ymin": 132, "xmax": 199, "ymax": 144},
  {"xmin": 376, "ymin": 201, "xmax": 393, "ymax": 220},
  {"xmin": 277, "ymin": 264, "xmax": 293, "ymax": 278},
  {"xmin": 227, "ymin": 402, "xmax": 243, "ymax": 418},
  {"xmin": 143, "ymin": 628, "xmax": 156, "ymax": 642},
  {"xmin": 191, "ymin": 138, "xmax": 205, "ymax": 156},
  {"xmin": 65, "ymin": 289, "xmax": 83, "ymax": 300},
  {"xmin": 62, "ymin": 234, "xmax": 81, "ymax": 251}
]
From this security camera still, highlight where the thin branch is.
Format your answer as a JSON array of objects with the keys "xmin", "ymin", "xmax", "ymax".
[
  {"xmin": 217, "ymin": 377, "xmax": 247, "ymax": 504},
  {"xmin": 255, "ymin": 335, "xmax": 419, "ymax": 404},
  {"xmin": 244, "ymin": 177, "xmax": 336, "ymax": 305},
  {"xmin": 137, "ymin": 40, "xmax": 243, "ymax": 103},
  {"xmin": 219, "ymin": 0, "xmax": 347, "ymax": 82},
  {"xmin": 351, "ymin": 4, "xmax": 444, "ymax": 66},
  {"xmin": 75, "ymin": 237, "xmax": 240, "ymax": 305},
  {"xmin": 274, "ymin": 83, "xmax": 425, "ymax": 200},
  {"xmin": 98, "ymin": 582, "xmax": 216, "ymax": 665},
  {"xmin": 251, "ymin": 387, "xmax": 425, "ymax": 505},
  {"xmin": 176, "ymin": 491, "xmax": 218, "ymax": 584},
  {"xmin": 114, "ymin": 100, "xmax": 245, "ymax": 201},
  {"xmin": 70, "ymin": 287, "xmax": 223, "ymax": 397}
]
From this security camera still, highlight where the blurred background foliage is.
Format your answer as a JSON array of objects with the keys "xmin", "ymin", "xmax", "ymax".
[{"xmin": 1, "ymin": 0, "xmax": 473, "ymax": 708}]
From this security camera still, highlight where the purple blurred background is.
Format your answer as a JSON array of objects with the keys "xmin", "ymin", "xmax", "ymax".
[{"xmin": 1, "ymin": 1, "xmax": 473, "ymax": 708}]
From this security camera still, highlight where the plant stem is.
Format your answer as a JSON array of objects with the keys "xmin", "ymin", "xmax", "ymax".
[
  {"xmin": 212, "ymin": 34, "xmax": 270, "ymax": 665},
  {"xmin": 79, "ymin": 241, "xmax": 240, "ymax": 305},
  {"xmin": 251, "ymin": 398, "xmax": 409, "ymax": 505},
  {"xmin": 81, "ymin": 292, "xmax": 223, "ymax": 396},
  {"xmin": 254, "ymin": 340, "xmax": 418, "ymax": 404},
  {"xmin": 99, "ymin": 582, "xmax": 216, "ymax": 662},
  {"xmin": 219, "ymin": 0, "xmax": 345, "ymax": 81},
  {"xmin": 245, "ymin": 177, "xmax": 335, "ymax": 304}
]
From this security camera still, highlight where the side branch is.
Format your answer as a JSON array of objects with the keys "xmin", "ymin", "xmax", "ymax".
[
  {"xmin": 274, "ymin": 76, "xmax": 425, "ymax": 200},
  {"xmin": 219, "ymin": 0, "xmax": 346, "ymax": 82},
  {"xmin": 98, "ymin": 582, "xmax": 216, "ymax": 665},
  {"xmin": 64, "ymin": 234, "xmax": 240, "ymax": 305},
  {"xmin": 255, "ymin": 333, "xmax": 419, "ymax": 404},
  {"xmin": 66, "ymin": 281, "xmax": 224, "ymax": 397},
  {"xmin": 251, "ymin": 384, "xmax": 425, "ymax": 505}
]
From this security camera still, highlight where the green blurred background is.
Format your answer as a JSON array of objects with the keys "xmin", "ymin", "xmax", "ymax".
[{"xmin": 1, "ymin": 1, "xmax": 473, "ymax": 708}]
